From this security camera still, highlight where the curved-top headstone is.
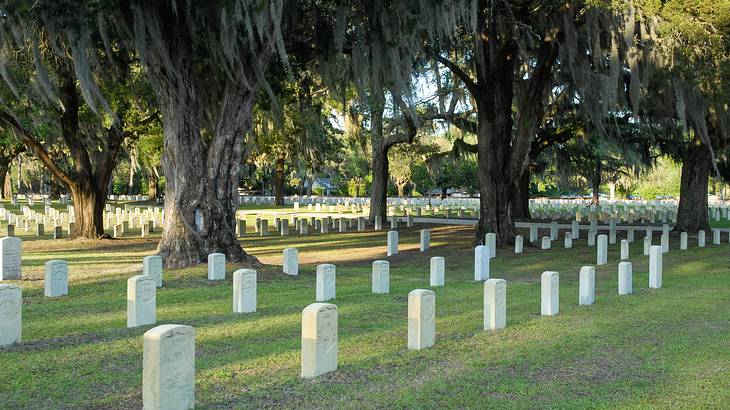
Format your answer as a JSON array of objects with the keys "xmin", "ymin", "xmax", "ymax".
[{"xmin": 0, "ymin": 237, "xmax": 21, "ymax": 280}]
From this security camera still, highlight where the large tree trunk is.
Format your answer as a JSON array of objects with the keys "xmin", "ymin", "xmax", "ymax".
[
  {"xmin": 591, "ymin": 162, "xmax": 601, "ymax": 206},
  {"xmin": 369, "ymin": 144, "xmax": 389, "ymax": 222},
  {"xmin": 675, "ymin": 142, "xmax": 711, "ymax": 232},
  {"xmin": 511, "ymin": 168, "xmax": 531, "ymax": 219},
  {"xmin": 154, "ymin": 60, "xmax": 258, "ymax": 267},
  {"xmin": 147, "ymin": 167, "xmax": 159, "ymax": 199},
  {"xmin": 273, "ymin": 154, "xmax": 286, "ymax": 206},
  {"xmin": 70, "ymin": 182, "xmax": 106, "ymax": 238},
  {"xmin": 474, "ymin": 97, "xmax": 519, "ymax": 245},
  {"xmin": 473, "ymin": 28, "xmax": 520, "ymax": 245},
  {"xmin": 0, "ymin": 161, "xmax": 10, "ymax": 199}
]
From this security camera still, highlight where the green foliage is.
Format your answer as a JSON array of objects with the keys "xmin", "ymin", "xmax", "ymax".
[{"xmin": 634, "ymin": 158, "xmax": 682, "ymax": 199}]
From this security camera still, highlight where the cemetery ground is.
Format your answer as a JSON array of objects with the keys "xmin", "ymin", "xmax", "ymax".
[{"xmin": 1, "ymin": 205, "xmax": 729, "ymax": 408}]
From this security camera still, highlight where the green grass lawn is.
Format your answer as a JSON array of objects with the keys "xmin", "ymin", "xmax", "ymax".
[{"xmin": 0, "ymin": 223, "xmax": 729, "ymax": 408}]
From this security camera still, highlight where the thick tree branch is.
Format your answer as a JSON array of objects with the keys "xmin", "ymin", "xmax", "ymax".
[
  {"xmin": 434, "ymin": 53, "xmax": 479, "ymax": 97},
  {"xmin": 0, "ymin": 109, "xmax": 74, "ymax": 187}
]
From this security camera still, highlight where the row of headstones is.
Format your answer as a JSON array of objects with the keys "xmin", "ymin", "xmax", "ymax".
[
  {"xmin": 238, "ymin": 214, "xmax": 418, "ymax": 238},
  {"xmin": 1, "ymin": 223, "xmax": 66, "ymax": 239},
  {"xmin": 110, "ymin": 244, "xmax": 666, "ymax": 408},
  {"xmin": 535, "ymin": 229, "xmax": 726, "ymax": 266}
]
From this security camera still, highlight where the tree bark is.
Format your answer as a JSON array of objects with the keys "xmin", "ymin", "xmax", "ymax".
[
  {"xmin": 369, "ymin": 143, "xmax": 389, "ymax": 222},
  {"xmin": 591, "ymin": 161, "xmax": 601, "ymax": 205},
  {"xmin": 273, "ymin": 154, "xmax": 286, "ymax": 206},
  {"xmin": 511, "ymin": 168, "xmax": 531, "ymax": 219},
  {"xmin": 2, "ymin": 171, "xmax": 10, "ymax": 198},
  {"xmin": 153, "ymin": 30, "xmax": 260, "ymax": 267},
  {"xmin": 147, "ymin": 167, "xmax": 159, "ymax": 199},
  {"xmin": 674, "ymin": 142, "xmax": 711, "ymax": 232},
  {"xmin": 0, "ymin": 161, "xmax": 10, "ymax": 199}
]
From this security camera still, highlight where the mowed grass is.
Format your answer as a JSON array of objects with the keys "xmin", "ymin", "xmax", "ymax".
[{"xmin": 0, "ymin": 222, "xmax": 729, "ymax": 409}]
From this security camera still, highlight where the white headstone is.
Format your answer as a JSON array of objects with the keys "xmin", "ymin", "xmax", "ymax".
[
  {"xmin": 207, "ymin": 253, "xmax": 225, "ymax": 280},
  {"xmin": 514, "ymin": 235, "xmax": 523, "ymax": 254},
  {"xmin": 571, "ymin": 220, "xmax": 580, "ymax": 239},
  {"xmin": 420, "ymin": 229, "xmax": 430, "ymax": 252},
  {"xmin": 0, "ymin": 237, "xmax": 21, "ymax": 280},
  {"xmin": 680, "ymin": 232, "xmax": 688, "ymax": 250},
  {"xmin": 485, "ymin": 233, "xmax": 497, "ymax": 258},
  {"xmin": 529, "ymin": 225, "xmax": 538, "ymax": 242},
  {"xmin": 661, "ymin": 233, "xmax": 669, "ymax": 253},
  {"xmin": 618, "ymin": 261, "xmax": 632, "ymax": 295},
  {"xmin": 541, "ymin": 236, "xmax": 551, "ymax": 250},
  {"xmin": 483, "ymin": 279, "xmax": 506, "ymax": 331},
  {"xmin": 588, "ymin": 230, "xmax": 596, "ymax": 246},
  {"xmin": 550, "ymin": 221, "xmax": 558, "ymax": 240},
  {"xmin": 579, "ymin": 266, "xmax": 595, "ymax": 306},
  {"xmin": 564, "ymin": 232, "xmax": 572, "ymax": 249},
  {"xmin": 143, "ymin": 255, "xmax": 163, "ymax": 288},
  {"xmin": 408, "ymin": 289, "xmax": 435, "ymax": 350},
  {"xmin": 429, "ymin": 256, "xmax": 445, "ymax": 287},
  {"xmin": 597, "ymin": 234, "xmax": 608, "ymax": 265},
  {"xmin": 301, "ymin": 303, "xmax": 338, "ymax": 378},
  {"xmin": 620, "ymin": 239, "xmax": 629, "ymax": 260},
  {"xmin": 143, "ymin": 324, "xmax": 195, "ymax": 410},
  {"xmin": 541, "ymin": 271, "xmax": 559, "ymax": 316},
  {"xmin": 233, "ymin": 269, "xmax": 256, "ymax": 313},
  {"xmin": 44, "ymin": 260, "xmax": 68, "ymax": 298},
  {"xmin": 474, "ymin": 245, "xmax": 490, "ymax": 281},
  {"xmin": 713, "ymin": 229, "xmax": 721, "ymax": 245},
  {"xmin": 315, "ymin": 264, "xmax": 336, "ymax": 301},
  {"xmin": 698, "ymin": 230, "xmax": 705, "ymax": 247},
  {"xmin": 649, "ymin": 245, "xmax": 662, "ymax": 289},
  {"xmin": 643, "ymin": 236, "xmax": 651, "ymax": 256},
  {"xmin": 386, "ymin": 230, "xmax": 398, "ymax": 256},
  {"xmin": 127, "ymin": 275, "xmax": 156, "ymax": 327},
  {"xmin": 0, "ymin": 284, "xmax": 21, "ymax": 346},
  {"xmin": 282, "ymin": 248, "xmax": 299, "ymax": 276},
  {"xmin": 371, "ymin": 260, "xmax": 389, "ymax": 294}
]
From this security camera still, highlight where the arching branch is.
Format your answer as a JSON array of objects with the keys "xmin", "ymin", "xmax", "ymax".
[{"xmin": 0, "ymin": 109, "xmax": 74, "ymax": 188}]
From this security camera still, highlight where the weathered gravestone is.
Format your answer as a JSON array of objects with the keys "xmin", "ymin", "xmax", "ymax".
[
  {"xmin": 371, "ymin": 260, "xmax": 389, "ymax": 294},
  {"xmin": 579, "ymin": 266, "xmax": 595, "ymax": 306},
  {"xmin": 597, "ymin": 234, "xmax": 608, "ymax": 265},
  {"xmin": 301, "ymin": 303, "xmax": 338, "ymax": 378},
  {"xmin": 514, "ymin": 235, "xmax": 524, "ymax": 254},
  {"xmin": 618, "ymin": 261, "xmax": 632, "ymax": 295},
  {"xmin": 420, "ymin": 229, "xmax": 430, "ymax": 252},
  {"xmin": 429, "ymin": 256, "xmax": 445, "ymax": 287},
  {"xmin": 474, "ymin": 245, "xmax": 490, "ymax": 281},
  {"xmin": 233, "ymin": 269, "xmax": 256, "ymax": 313},
  {"xmin": 143, "ymin": 324, "xmax": 195, "ymax": 410},
  {"xmin": 207, "ymin": 253, "xmax": 225, "ymax": 281},
  {"xmin": 541, "ymin": 236, "xmax": 551, "ymax": 250},
  {"xmin": 127, "ymin": 275, "xmax": 156, "ymax": 328},
  {"xmin": 0, "ymin": 284, "xmax": 21, "ymax": 347},
  {"xmin": 386, "ymin": 231, "xmax": 398, "ymax": 256},
  {"xmin": 408, "ymin": 289, "xmax": 435, "ymax": 350},
  {"xmin": 316, "ymin": 264, "xmax": 336, "ymax": 302},
  {"xmin": 541, "ymin": 271, "xmax": 559, "ymax": 316},
  {"xmin": 0, "ymin": 237, "xmax": 21, "ymax": 280},
  {"xmin": 44, "ymin": 260, "xmax": 68, "ymax": 298},
  {"xmin": 649, "ymin": 245, "xmax": 662, "ymax": 289},
  {"xmin": 283, "ymin": 248, "xmax": 299, "ymax": 276},
  {"xmin": 484, "ymin": 279, "xmax": 506, "ymax": 331},
  {"xmin": 620, "ymin": 239, "xmax": 630, "ymax": 260}
]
